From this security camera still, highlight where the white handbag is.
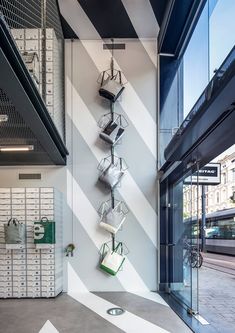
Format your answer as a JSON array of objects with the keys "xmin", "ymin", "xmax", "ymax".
[
  {"xmin": 99, "ymin": 117, "xmax": 125, "ymax": 145},
  {"xmin": 99, "ymin": 163, "xmax": 124, "ymax": 188},
  {"xmin": 100, "ymin": 201, "xmax": 126, "ymax": 234},
  {"xmin": 100, "ymin": 242, "xmax": 125, "ymax": 276},
  {"xmin": 99, "ymin": 71, "xmax": 125, "ymax": 102}
]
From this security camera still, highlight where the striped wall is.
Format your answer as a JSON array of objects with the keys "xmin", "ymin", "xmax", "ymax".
[
  {"xmin": 0, "ymin": 0, "xmax": 159, "ymax": 293},
  {"xmin": 65, "ymin": 37, "xmax": 158, "ymax": 291}
]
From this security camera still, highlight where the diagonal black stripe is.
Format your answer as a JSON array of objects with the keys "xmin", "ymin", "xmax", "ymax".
[
  {"xmin": 60, "ymin": 15, "xmax": 79, "ymax": 39},
  {"xmin": 77, "ymin": 0, "xmax": 138, "ymax": 38},
  {"xmin": 149, "ymin": 0, "xmax": 168, "ymax": 26}
]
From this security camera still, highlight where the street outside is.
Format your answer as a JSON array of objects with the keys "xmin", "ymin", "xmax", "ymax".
[{"xmin": 199, "ymin": 253, "xmax": 235, "ymax": 333}]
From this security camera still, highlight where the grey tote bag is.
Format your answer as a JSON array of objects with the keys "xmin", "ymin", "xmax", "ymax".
[{"xmin": 4, "ymin": 218, "xmax": 26, "ymax": 244}]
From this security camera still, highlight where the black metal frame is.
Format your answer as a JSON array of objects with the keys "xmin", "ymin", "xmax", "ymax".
[{"xmin": 0, "ymin": 13, "xmax": 68, "ymax": 165}]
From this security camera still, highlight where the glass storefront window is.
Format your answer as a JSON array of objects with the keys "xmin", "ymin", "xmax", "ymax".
[
  {"xmin": 183, "ymin": 3, "xmax": 209, "ymax": 118},
  {"xmin": 209, "ymin": 0, "xmax": 235, "ymax": 78},
  {"xmin": 182, "ymin": 0, "xmax": 235, "ymax": 119}
]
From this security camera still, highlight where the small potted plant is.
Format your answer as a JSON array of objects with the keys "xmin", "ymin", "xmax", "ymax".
[{"xmin": 65, "ymin": 243, "xmax": 76, "ymax": 257}]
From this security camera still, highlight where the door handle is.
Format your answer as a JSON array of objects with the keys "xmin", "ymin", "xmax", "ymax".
[{"xmin": 160, "ymin": 243, "xmax": 175, "ymax": 246}]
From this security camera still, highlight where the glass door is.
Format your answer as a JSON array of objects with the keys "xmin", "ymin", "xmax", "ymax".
[{"xmin": 168, "ymin": 169, "xmax": 200, "ymax": 314}]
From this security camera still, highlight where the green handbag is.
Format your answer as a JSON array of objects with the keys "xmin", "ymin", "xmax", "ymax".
[
  {"xmin": 34, "ymin": 217, "xmax": 55, "ymax": 244},
  {"xmin": 100, "ymin": 242, "xmax": 125, "ymax": 276}
]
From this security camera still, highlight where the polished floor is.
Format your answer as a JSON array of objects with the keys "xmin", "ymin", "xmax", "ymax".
[{"xmin": 0, "ymin": 292, "xmax": 192, "ymax": 333}]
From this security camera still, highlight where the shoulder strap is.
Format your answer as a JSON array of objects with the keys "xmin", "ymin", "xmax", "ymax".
[
  {"xmin": 100, "ymin": 71, "xmax": 105, "ymax": 86},
  {"xmin": 118, "ymin": 71, "xmax": 122, "ymax": 85},
  {"xmin": 114, "ymin": 242, "xmax": 123, "ymax": 255},
  {"xmin": 120, "ymin": 157, "xmax": 123, "ymax": 170}
]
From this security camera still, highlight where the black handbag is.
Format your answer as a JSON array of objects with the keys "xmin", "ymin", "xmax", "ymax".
[
  {"xmin": 99, "ymin": 71, "xmax": 125, "ymax": 102},
  {"xmin": 99, "ymin": 115, "xmax": 125, "ymax": 145}
]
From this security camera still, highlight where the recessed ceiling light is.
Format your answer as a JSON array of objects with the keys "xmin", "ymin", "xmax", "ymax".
[
  {"xmin": 107, "ymin": 308, "xmax": 125, "ymax": 316},
  {"xmin": 0, "ymin": 115, "xmax": 8, "ymax": 122},
  {"xmin": 0, "ymin": 145, "xmax": 34, "ymax": 152}
]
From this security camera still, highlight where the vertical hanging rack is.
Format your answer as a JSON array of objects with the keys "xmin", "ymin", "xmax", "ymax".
[{"xmin": 110, "ymin": 38, "xmax": 115, "ymax": 250}]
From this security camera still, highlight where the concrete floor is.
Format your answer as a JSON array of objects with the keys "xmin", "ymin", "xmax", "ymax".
[
  {"xmin": 0, "ymin": 292, "xmax": 192, "ymax": 333},
  {"xmin": 199, "ymin": 262, "xmax": 235, "ymax": 333}
]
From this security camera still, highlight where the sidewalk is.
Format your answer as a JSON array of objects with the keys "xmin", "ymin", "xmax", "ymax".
[{"xmin": 199, "ymin": 253, "xmax": 235, "ymax": 333}]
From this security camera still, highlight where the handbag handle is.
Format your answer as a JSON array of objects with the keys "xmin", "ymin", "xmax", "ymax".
[
  {"xmin": 114, "ymin": 242, "xmax": 123, "ymax": 255},
  {"xmin": 41, "ymin": 216, "xmax": 49, "ymax": 222},
  {"xmin": 100, "ymin": 71, "xmax": 105, "ymax": 86},
  {"xmin": 101, "ymin": 243, "xmax": 110, "ymax": 258},
  {"xmin": 112, "ymin": 201, "xmax": 122, "ymax": 212},
  {"xmin": 118, "ymin": 71, "xmax": 122, "ymax": 85},
  {"xmin": 100, "ymin": 201, "xmax": 109, "ymax": 217},
  {"xmin": 7, "ymin": 217, "xmax": 19, "ymax": 226}
]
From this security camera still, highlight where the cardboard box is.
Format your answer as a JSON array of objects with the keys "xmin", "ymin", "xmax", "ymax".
[
  {"xmin": 13, "ymin": 281, "xmax": 26, "ymax": 287},
  {"xmin": 13, "ymin": 260, "xmax": 26, "ymax": 265},
  {"xmin": 46, "ymin": 84, "xmax": 53, "ymax": 95},
  {"xmin": 41, "ymin": 275, "xmax": 54, "ymax": 282},
  {"xmin": 46, "ymin": 51, "xmax": 53, "ymax": 62},
  {"xmin": 26, "ymin": 188, "xmax": 39, "ymax": 193},
  {"xmin": 26, "ymin": 205, "xmax": 39, "ymax": 210},
  {"xmin": 27, "ymin": 265, "xmax": 40, "ymax": 270},
  {"xmin": 0, "ymin": 210, "xmax": 11, "ymax": 216},
  {"xmin": 13, "ymin": 292, "xmax": 26, "ymax": 298},
  {"xmin": 46, "ymin": 95, "xmax": 53, "ymax": 106},
  {"xmin": 46, "ymin": 73, "xmax": 53, "ymax": 84},
  {"xmin": 14, "ymin": 265, "xmax": 26, "ymax": 271},
  {"xmin": 46, "ymin": 39, "xmax": 53, "ymax": 50},
  {"xmin": 25, "ymin": 29, "xmax": 39, "ymax": 40},
  {"xmin": 46, "ymin": 29, "xmax": 54, "ymax": 39},
  {"xmin": 25, "ymin": 40, "xmax": 39, "ymax": 51},
  {"xmin": 6, "ymin": 244, "xmax": 25, "ymax": 250},
  {"xmin": 27, "ymin": 275, "xmax": 40, "ymax": 282},
  {"xmin": 27, "ymin": 270, "xmax": 40, "ymax": 276},
  {"xmin": 12, "ymin": 199, "xmax": 25, "ymax": 205},
  {"xmin": 27, "ymin": 292, "xmax": 40, "ymax": 298},
  {"xmin": 27, "ymin": 259, "xmax": 40, "ymax": 265},
  {"xmin": 12, "ymin": 210, "xmax": 25, "ymax": 216},
  {"xmin": 26, "ymin": 199, "xmax": 39, "ymax": 205},
  {"xmin": 11, "ymin": 29, "xmax": 24, "ymax": 40},
  {"xmin": 15, "ymin": 40, "xmax": 24, "ymax": 51},
  {"xmin": 26, "ymin": 210, "xmax": 39, "ymax": 215},
  {"xmin": 27, "ymin": 281, "xmax": 40, "ymax": 287},
  {"xmin": 12, "ymin": 205, "xmax": 25, "ymax": 210},
  {"xmin": 0, "ymin": 199, "xmax": 11, "ymax": 205},
  {"xmin": 12, "ymin": 194, "xmax": 25, "ymax": 199},
  {"xmin": 12, "ymin": 188, "xmax": 25, "ymax": 193},
  {"xmin": 0, "ymin": 188, "xmax": 10, "ymax": 193},
  {"xmin": 26, "ymin": 193, "xmax": 39, "ymax": 199},
  {"xmin": 13, "ymin": 276, "xmax": 26, "ymax": 282}
]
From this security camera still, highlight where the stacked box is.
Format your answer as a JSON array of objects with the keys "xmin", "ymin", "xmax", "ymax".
[
  {"xmin": 11, "ymin": 28, "xmax": 64, "ymax": 141},
  {"xmin": 0, "ymin": 187, "xmax": 63, "ymax": 299}
]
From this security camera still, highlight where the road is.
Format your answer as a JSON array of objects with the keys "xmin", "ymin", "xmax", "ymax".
[
  {"xmin": 202, "ymin": 252, "xmax": 235, "ymax": 275},
  {"xmin": 199, "ymin": 252, "xmax": 235, "ymax": 333}
]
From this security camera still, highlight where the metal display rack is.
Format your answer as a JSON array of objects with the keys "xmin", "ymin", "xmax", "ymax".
[{"xmin": 97, "ymin": 41, "xmax": 129, "ymax": 254}]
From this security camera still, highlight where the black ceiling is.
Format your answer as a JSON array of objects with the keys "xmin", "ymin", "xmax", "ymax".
[
  {"xmin": 77, "ymin": 0, "xmax": 137, "ymax": 38},
  {"xmin": 60, "ymin": 0, "xmax": 168, "ymax": 39},
  {"xmin": 149, "ymin": 0, "xmax": 168, "ymax": 26},
  {"xmin": 59, "ymin": 0, "xmax": 204, "ymax": 60}
]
